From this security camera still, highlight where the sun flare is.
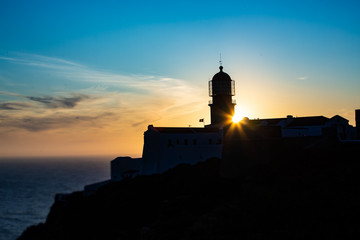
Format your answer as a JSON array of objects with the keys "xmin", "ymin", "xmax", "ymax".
[{"xmin": 232, "ymin": 110, "xmax": 243, "ymax": 123}]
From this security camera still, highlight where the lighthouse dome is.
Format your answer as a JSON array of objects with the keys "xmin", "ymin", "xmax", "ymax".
[{"xmin": 212, "ymin": 66, "xmax": 232, "ymax": 82}]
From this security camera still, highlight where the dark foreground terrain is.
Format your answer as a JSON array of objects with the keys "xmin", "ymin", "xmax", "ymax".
[{"xmin": 19, "ymin": 142, "xmax": 360, "ymax": 240}]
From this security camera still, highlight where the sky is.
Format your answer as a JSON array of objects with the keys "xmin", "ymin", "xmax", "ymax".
[{"xmin": 1, "ymin": 0, "xmax": 360, "ymax": 158}]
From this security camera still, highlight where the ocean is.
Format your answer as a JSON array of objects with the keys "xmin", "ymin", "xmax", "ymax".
[{"xmin": 0, "ymin": 156, "xmax": 111, "ymax": 240}]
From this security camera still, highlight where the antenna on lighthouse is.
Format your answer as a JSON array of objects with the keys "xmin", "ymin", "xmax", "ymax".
[{"xmin": 219, "ymin": 53, "xmax": 222, "ymax": 66}]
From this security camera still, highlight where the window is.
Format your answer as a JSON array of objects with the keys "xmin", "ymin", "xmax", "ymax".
[
  {"xmin": 168, "ymin": 139, "xmax": 172, "ymax": 147},
  {"xmin": 217, "ymin": 138, "xmax": 222, "ymax": 144},
  {"xmin": 209, "ymin": 139, "xmax": 212, "ymax": 144},
  {"xmin": 184, "ymin": 139, "xmax": 188, "ymax": 145},
  {"xmin": 193, "ymin": 139, "xmax": 197, "ymax": 145}
]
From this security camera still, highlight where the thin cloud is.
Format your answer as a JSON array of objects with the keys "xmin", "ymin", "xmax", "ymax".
[
  {"xmin": 0, "ymin": 112, "xmax": 115, "ymax": 132},
  {"xmin": 0, "ymin": 102, "xmax": 32, "ymax": 110},
  {"xmin": 0, "ymin": 91, "xmax": 24, "ymax": 98},
  {"xmin": 0, "ymin": 53, "xmax": 205, "ymax": 133},
  {"xmin": 131, "ymin": 119, "xmax": 151, "ymax": 128},
  {"xmin": 297, "ymin": 76, "xmax": 308, "ymax": 80},
  {"xmin": 0, "ymin": 52, "xmax": 200, "ymax": 98},
  {"xmin": 0, "ymin": 91, "xmax": 92, "ymax": 110},
  {"xmin": 0, "ymin": 53, "xmax": 83, "ymax": 70},
  {"xmin": 26, "ymin": 94, "xmax": 91, "ymax": 109}
]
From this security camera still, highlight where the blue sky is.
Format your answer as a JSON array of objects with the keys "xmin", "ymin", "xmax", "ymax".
[{"xmin": 1, "ymin": 0, "xmax": 360, "ymax": 157}]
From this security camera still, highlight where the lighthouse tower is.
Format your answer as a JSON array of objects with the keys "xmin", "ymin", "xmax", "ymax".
[{"xmin": 208, "ymin": 65, "xmax": 236, "ymax": 126}]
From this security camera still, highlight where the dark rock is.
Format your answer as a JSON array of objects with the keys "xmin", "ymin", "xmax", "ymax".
[{"xmin": 18, "ymin": 145, "xmax": 360, "ymax": 240}]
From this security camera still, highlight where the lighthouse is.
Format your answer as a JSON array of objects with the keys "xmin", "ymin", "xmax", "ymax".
[{"xmin": 208, "ymin": 65, "xmax": 236, "ymax": 126}]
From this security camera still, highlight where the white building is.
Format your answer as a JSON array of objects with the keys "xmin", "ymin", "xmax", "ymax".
[
  {"xmin": 141, "ymin": 125, "xmax": 223, "ymax": 175},
  {"xmin": 84, "ymin": 66, "xmax": 359, "ymax": 195},
  {"xmin": 251, "ymin": 115, "xmax": 356, "ymax": 139},
  {"xmin": 98, "ymin": 65, "xmax": 232, "ymax": 183}
]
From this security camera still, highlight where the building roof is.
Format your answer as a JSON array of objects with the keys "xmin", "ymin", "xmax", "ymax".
[
  {"xmin": 147, "ymin": 125, "xmax": 220, "ymax": 134},
  {"xmin": 212, "ymin": 66, "xmax": 232, "ymax": 82},
  {"xmin": 249, "ymin": 118, "xmax": 284, "ymax": 126},
  {"xmin": 330, "ymin": 115, "xmax": 348, "ymax": 122},
  {"xmin": 249, "ymin": 116, "xmax": 331, "ymax": 127},
  {"xmin": 287, "ymin": 116, "xmax": 329, "ymax": 127}
]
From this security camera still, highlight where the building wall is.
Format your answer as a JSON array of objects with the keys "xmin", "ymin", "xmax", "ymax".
[
  {"xmin": 281, "ymin": 116, "xmax": 354, "ymax": 139},
  {"xmin": 111, "ymin": 157, "xmax": 141, "ymax": 181},
  {"xmin": 282, "ymin": 127, "xmax": 323, "ymax": 138},
  {"xmin": 140, "ymin": 130, "xmax": 162, "ymax": 175},
  {"xmin": 356, "ymin": 109, "xmax": 360, "ymax": 139},
  {"xmin": 141, "ymin": 129, "xmax": 223, "ymax": 175}
]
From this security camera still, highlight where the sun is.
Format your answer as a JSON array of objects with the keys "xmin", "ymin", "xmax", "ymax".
[
  {"xmin": 232, "ymin": 109, "xmax": 243, "ymax": 123},
  {"xmin": 231, "ymin": 106, "xmax": 249, "ymax": 123}
]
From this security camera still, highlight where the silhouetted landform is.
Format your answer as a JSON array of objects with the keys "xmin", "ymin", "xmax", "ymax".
[
  {"xmin": 356, "ymin": 109, "xmax": 360, "ymax": 138},
  {"xmin": 18, "ymin": 140, "xmax": 360, "ymax": 240},
  {"xmin": 96, "ymin": 66, "xmax": 358, "ymax": 188},
  {"xmin": 18, "ymin": 66, "xmax": 360, "ymax": 239},
  {"xmin": 108, "ymin": 111, "xmax": 358, "ymax": 185}
]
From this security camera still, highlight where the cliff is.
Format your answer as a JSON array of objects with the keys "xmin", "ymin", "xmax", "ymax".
[{"xmin": 18, "ymin": 144, "xmax": 360, "ymax": 240}]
